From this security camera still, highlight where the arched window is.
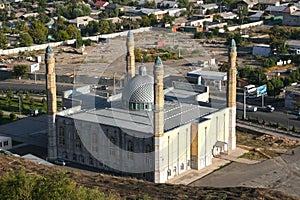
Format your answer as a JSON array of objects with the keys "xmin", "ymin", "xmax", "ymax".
[
  {"xmin": 128, "ymin": 140, "xmax": 134, "ymax": 152},
  {"xmin": 127, "ymin": 140, "xmax": 134, "ymax": 159},
  {"xmin": 59, "ymin": 126, "xmax": 65, "ymax": 145},
  {"xmin": 109, "ymin": 136, "xmax": 116, "ymax": 156},
  {"xmin": 145, "ymin": 144, "xmax": 151, "ymax": 153}
]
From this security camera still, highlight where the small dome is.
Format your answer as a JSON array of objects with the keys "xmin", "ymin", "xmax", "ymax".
[{"xmin": 122, "ymin": 67, "xmax": 154, "ymax": 110}]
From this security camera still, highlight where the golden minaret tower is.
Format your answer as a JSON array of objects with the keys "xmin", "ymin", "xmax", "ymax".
[
  {"xmin": 126, "ymin": 31, "xmax": 135, "ymax": 83},
  {"xmin": 45, "ymin": 46, "xmax": 57, "ymax": 161},
  {"xmin": 227, "ymin": 39, "xmax": 237, "ymax": 150},
  {"xmin": 153, "ymin": 56, "xmax": 164, "ymax": 183}
]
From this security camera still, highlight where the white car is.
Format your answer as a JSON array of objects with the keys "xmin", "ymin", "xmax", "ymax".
[
  {"xmin": 246, "ymin": 105, "xmax": 257, "ymax": 112},
  {"xmin": 54, "ymin": 159, "xmax": 66, "ymax": 166},
  {"xmin": 262, "ymin": 105, "xmax": 275, "ymax": 112}
]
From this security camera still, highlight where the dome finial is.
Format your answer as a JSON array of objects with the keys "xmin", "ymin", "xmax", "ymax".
[
  {"xmin": 46, "ymin": 45, "xmax": 53, "ymax": 53},
  {"xmin": 127, "ymin": 30, "xmax": 133, "ymax": 37},
  {"xmin": 231, "ymin": 39, "xmax": 236, "ymax": 47},
  {"xmin": 155, "ymin": 56, "xmax": 162, "ymax": 65}
]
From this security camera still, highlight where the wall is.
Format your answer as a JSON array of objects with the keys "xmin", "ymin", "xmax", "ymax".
[
  {"xmin": 0, "ymin": 27, "xmax": 152, "ymax": 55},
  {"xmin": 158, "ymin": 123, "xmax": 191, "ymax": 183},
  {"xmin": 219, "ymin": 21, "xmax": 264, "ymax": 33},
  {"xmin": 196, "ymin": 108, "xmax": 229, "ymax": 170}
]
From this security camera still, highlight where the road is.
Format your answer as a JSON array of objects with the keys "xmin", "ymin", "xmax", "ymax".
[{"xmin": 0, "ymin": 80, "xmax": 74, "ymax": 95}]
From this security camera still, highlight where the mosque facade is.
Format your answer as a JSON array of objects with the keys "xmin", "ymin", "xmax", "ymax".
[{"xmin": 46, "ymin": 32, "xmax": 237, "ymax": 183}]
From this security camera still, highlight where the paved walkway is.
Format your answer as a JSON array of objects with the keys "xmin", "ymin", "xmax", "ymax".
[{"xmin": 167, "ymin": 147, "xmax": 255, "ymax": 185}]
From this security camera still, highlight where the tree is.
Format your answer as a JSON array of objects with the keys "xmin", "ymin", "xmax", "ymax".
[
  {"xmin": 9, "ymin": 112, "xmax": 17, "ymax": 121},
  {"xmin": 19, "ymin": 32, "xmax": 33, "ymax": 47},
  {"xmin": 0, "ymin": 31, "xmax": 8, "ymax": 49},
  {"xmin": 263, "ymin": 57, "xmax": 276, "ymax": 68},
  {"xmin": 66, "ymin": 25, "xmax": 80, "ymax": 39},
  {"xmin": 99, "ymin": 20, "xmax": 109, "ymax": 34},
  {"xmin": 13, "ymin": 65, "xmax": 29, "ymax": 80},
  {"xmin": 141, "ymin": 16, "xmax": 151, "ymax": 27},
  {"xmin": 267, "ymin": 77, "xmax": 284, "ymax": 97},
  {"xmin": 0, "ymin": 110, "xmax": 4, "ymax": 121},
  {"xmin": 55, "ymin": 30, "xmax": 70, "ymax": 41},
  {"xmin": 29, "ymin": 20, "xmax": 48, "ymax": 44},
  {"xmin": 162, "ymin": 14, "xmax": 175, "ymax": 24}
]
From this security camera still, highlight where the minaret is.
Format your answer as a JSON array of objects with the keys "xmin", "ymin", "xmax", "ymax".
[
  {"xmin": 227, "ymin": 39, "xmax": 237, "ymax": 151},
  {"xmin": 153, "ymin": 56, "xmax": 164, "ymax": 183},
  {"xmin": 45, "ymin": 46, "xmax": 57, "ymax": 161},
  {"xmin": 125, "ymin": 31, "xmax": 135, "ymax": 83}
]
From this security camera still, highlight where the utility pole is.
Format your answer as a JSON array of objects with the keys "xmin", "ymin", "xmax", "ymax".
[
  {"xmin": 243, "ymin": 89, "xmax": 246, "ymax": 119},
  {"xmin": 113, "ymin": 72, "xmax": 116, "ymax": 95}
]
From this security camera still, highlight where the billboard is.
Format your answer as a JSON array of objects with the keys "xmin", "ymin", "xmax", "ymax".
[
  {"xmin": 256, "ymin": 84, "xmax": 267, "ymax": 97},
  {"xmin": 30, "ymin": 63, "xmax": 40, "ymax": 73}
]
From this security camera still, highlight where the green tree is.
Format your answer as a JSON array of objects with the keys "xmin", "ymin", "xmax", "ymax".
[
  {"xmin": 29, "ymin": 20, "xmax": 48, "ymax": 44},
  {"xmin": 0, "ymin": 31, "xmax": 8, "ymax": 49},
  {"xmin": 56, "ymin": 30, "xmax": 70, "ymax": 41},
  {"xmin": 267, "ymin": 77, "xmax": 284, "ymax": 97},
  {"xmin": 99, "ymin": 20, "xmax": 109, "ymax": 34},
  {"xmin": 19, "ymin": 32, "xmax": 33, "ymax": 47},
  {"xmin": 66, "ymin": 25, "xmax": 80, "ymax": 39},
  {"xmin": 9, "ymin": 112, "xmax": 17, "ymax": 120},
  {"xmin": 13, "ymin": 65, "xmax": 29, "ymax": 80},
  {"xmin": 0, "ymin": 110, "xmax": 4, "ymax": 121},
  {"xmin": 263, "ymin": 57, "xmax": 276, "ymax": 68},
  {"xmin": 141, "ymin": 16, "xmax": 151, "ymax": 27},
  {"xmin": 162, "ymin": 14, "xmax": 175, "ymax": 24}
]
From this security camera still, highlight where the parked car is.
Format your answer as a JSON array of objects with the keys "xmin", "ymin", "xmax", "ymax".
[
  {"xmin": 100, "ymin": 85, "xmax": 109, "ymax": 90},
  {"xmin": 246, "ymin": 105, "xmax": 257, "ymax": 112},
  {"xmin": 262, "ymin": 105, "xmax": 275, "ymax": 112},
  {"xmin": 54, "ymin": 159, "xmax": 66, "ymax": 166}
]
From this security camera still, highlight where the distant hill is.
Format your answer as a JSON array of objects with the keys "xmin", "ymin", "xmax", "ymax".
[{"xmin": 0, "ymin": 154, "xmax": 298, "ymax": 200}]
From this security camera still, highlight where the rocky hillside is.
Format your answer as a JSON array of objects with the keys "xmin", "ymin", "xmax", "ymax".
[{"xmin": 0, "ymin": 154, "xmax": 298, "ymax": 200}]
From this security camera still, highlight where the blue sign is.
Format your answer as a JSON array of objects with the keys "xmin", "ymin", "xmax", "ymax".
[{"xmin": 257, "ymin": 84, "xmax": 267, "ymax": 96}]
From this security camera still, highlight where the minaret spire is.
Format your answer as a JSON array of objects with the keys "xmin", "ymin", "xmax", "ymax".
[
  {"xmin": 45, "ymin": 45, "xmax": 57, "ymax": 161},
  {"xmin": 227, "ymin": 39, "xmax": 237, "ymax": 151},
  {"xmin": 153, "ymin": 56, "xmax": 164, "ymax": 183},
  {"xmin": 125, "ymin": 31, "xmax": 135, "ymax": 83}
]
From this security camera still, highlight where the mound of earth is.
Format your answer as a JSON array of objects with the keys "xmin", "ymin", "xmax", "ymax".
[{"xmin": 0, "ymin": 154, "xmax": 298, "ymax": 200}]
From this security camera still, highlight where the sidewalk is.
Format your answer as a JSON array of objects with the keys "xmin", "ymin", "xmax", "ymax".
[{"xmin": 166, "ymin": 147, "xmax": 253, "ymax": 185}]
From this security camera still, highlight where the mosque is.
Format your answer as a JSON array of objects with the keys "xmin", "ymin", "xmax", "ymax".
[{"xmin": 45, "ymin": 32, "xmax": 237, "ymax": 183}]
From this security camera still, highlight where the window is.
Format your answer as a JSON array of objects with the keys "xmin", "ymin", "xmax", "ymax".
[
  {"xmin": 145, "ymin": 144, "xmax": 151, "ymax": 165},
  {"xmin": 89, "ymin": 157, "xmax": 94, "ymax": 165},
  {"xmin": 75, "ymin": 133, "xmax": 81, "ymax": 149},
  {"xmin": 167, "ymin": 169, "xmax": 171, "ymax": 176},
  {"xmin": 58, "ymin": 127, "xmax": 65, "ymax": 145},
  {"xmin": 127, "ymin": 140, "xmax": 134, "ymax": 159},
  {"xmin": 109, "ymin": 136, "xmax": 116, "ymax": 156},
  {"xmin": 80, "ymin": 155, "xmax": 84, "ymax": 163},
  {"xmin": 72, "ymin": 154, "xmax": 77, "ymax": 161},
  {"xmin": 63, "ymin": 151, "xmax": 68, "ymax": 159},
  {"xmin": 128, "ymin": 140, "xmax": 134, "ymax": 152},
  {"xmin": 3, "ymin": 141, "xmax": 8, "ymax": 146},
  {"xmin": 173, "ymin": 166, "xmax": 177, "ymax": 173},
  {"xmin": 0, "ymin": 142, "xmax": 2, "ymax": 147},
  {"xmin": 92, "ymin": 133, "xmax": 98, "ymax": 152},
  {"xmin": 181, "ymin": 163, "xmax": 184, "ymax": 170}
]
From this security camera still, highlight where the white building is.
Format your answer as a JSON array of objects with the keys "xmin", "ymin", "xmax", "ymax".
[
  {"xmin": 0, "ymin": 136, "xmax": 12, "ymax": 150},
  {"xmin": 47, "ymin": 32, "xmax": 237, "ymax": 183}
]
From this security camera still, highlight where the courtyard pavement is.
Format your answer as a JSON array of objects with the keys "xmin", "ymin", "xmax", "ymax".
[{"xmin": 167, "ymin": 147, "xmax": 256, "ymax": 185}]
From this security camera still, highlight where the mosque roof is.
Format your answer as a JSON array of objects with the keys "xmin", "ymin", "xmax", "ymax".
[{"xmin": 64, "ymin": 101, "xmax": 217, "ymax": 134}]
